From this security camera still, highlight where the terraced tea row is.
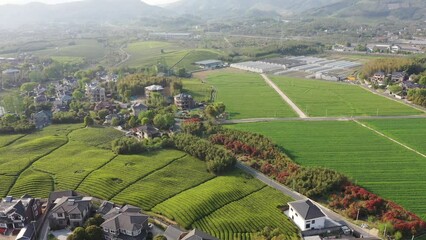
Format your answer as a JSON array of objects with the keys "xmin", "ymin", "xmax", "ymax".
[
  {"xmin": 77, "ymin": 150, "xmax": 186, "ymax": 200},
  {"xmin": 229, "ymin": 120, "xmax": 426, "ymax": 220}
]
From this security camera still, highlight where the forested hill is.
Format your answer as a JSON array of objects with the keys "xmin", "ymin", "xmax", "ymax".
[
  {"xmin": 166, "ymin": 0, "xmax": 343, "ymax": 18},
  {"xmin": 168, "ymin": 0, "xmax": 426, "ymax": 21},
  {"xmin": 0, "ymin": 0, "xmax": 169, "ymax": 29},
  {"xmin": 307, "ymin": 0, "xmax": 426, "ymax": 21}
]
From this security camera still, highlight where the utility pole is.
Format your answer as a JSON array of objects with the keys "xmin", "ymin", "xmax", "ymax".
[{"xmin": 356, "ymin": 208, "xmax": 360, "ymax": 222}]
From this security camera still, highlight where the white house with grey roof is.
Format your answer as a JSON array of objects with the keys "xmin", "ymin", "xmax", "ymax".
[{"xmin": 288, "ymin": 199, "xmax": 326, "ymax": 231}]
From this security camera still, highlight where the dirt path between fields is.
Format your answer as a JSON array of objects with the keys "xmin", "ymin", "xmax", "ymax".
[
  {"xmin": 354, "ymin": 120, "xmax": 426, "ymax": 159},
  {"xmin": 261, "ymin": 74, "xmax": 308, "ymax": 118}
]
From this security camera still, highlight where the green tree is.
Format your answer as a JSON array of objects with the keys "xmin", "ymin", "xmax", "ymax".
[
  {"xmin": 394, "ymin": 231, "xmax": 403, "ymax": 240},
  {"xmin": 153, "ymin": 113, "xmax": 175, "ymax": 130},
  {"xmin": 84, "ymin": 214, "xmax": 104, "ymax": 227},
  {"xmin": 111, "ymin": 117, "xmax": 120, "ymax": 126},
  {"xmin": 388, "ymin": 85, "xmax": 403, "ymax": 94},
  {"xmin": 72, "ymin": 90, "xmax": 84, "ymax": 100},
  {"xmin": 97, "ymin": 109, "xmax": 109, "ymax": 120},
  {"xmin": 128, "ymin": 116, "xmax": 138, "ymax": 128},
  {"xmin": 29, "ymin": 71, "xmax": 45, "ymax": 82},
  {"xmin": 177, "ymin": 68, "xmax": 187, "ymax": 78},
  {"xmin": 419, "ymin": 75, "xmax": 426, "ymax": 85},
  {"xmin": 84, "ymin": 116, "xmax": 94, "ymax": 127},
  {"xmin": 85, "ymin": 225, "xmax": 103, "ymax": 240},
  {"xmin": 67, "ymin": 227, "xmax": 87, "ymax": 240},
  {"xmin": 20, "ymin": 82, "xmax": 38, "ymax": 95}
]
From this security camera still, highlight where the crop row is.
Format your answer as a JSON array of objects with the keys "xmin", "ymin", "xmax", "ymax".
[
  {"xmin": 192, "ymin": 187, "xmax": 299, "ymax": 240},
  {"xmin": 77, "ymin": 150, "xmax": 186, "ymax": 200},
  {"xmin": 153, "ymin": 170, "xmax": 265, "ymax": 228},
  {"xmin": 9, "ymin": 169, "xmax": 53, "ymax": 198},
  {"xmin": 112, "ymin": 155, "xmax": 215, "ymax": 211}
]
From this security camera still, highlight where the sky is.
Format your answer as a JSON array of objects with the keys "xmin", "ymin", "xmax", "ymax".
[{"xmin": 0, "ymin": 0, "xmax": 179, "ymax": 5}]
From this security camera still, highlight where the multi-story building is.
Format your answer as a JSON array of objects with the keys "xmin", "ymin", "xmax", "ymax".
[
  {"xmin": 174, "ymin": 93, "xmax": 195, "ymax": 110},
  {"xmin": 48, "ymin": 196, "xmax": 92, "ymax": 229}
]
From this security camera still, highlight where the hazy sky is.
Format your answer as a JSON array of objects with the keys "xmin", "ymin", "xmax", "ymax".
[{"xmin": 0, "ymin": 0, "xmax": 179, "ymax": 5}]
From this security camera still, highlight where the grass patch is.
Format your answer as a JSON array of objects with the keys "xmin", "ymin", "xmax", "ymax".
[
  {"xmin": 192, "ymin": 187, "xmax": 299, "ymax": 240},
  {"xmin": 229, "ymin": 121, "xmax": 426, "ymax": 220},
  {"xmin": 206, "ymin": 72, "xmax": 297, "ymax": 119},
  {"xmin": 270, "ymin": 76, "xmax": 422, "ymax": 117},
  {"xmin": 112, "ymin": 155, "xmax": 215, "ymax": 211},
  {"xmin": 77, "ymin": 150, "xmax": 186, "ymax": 200},
  {"xmin": 181, "ymin": 79, "xmax": 213, "ymax": 102},
  {"xmin": 153, "ymin": 170, "xmax": 265, "ymax": 228}
]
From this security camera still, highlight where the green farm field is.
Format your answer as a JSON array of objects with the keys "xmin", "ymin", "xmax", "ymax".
[
  {"xmin": 124, "ymin": 41, "xmax": 222, "ymax": 71},
  {"xmin": 205, "ymin": 72, "xmax": 298, "ymax": 119},
  {"xmin": 229, "ymin": 120, "xmax": 426, "ymax": 220},
  {"xmin": 270, "ymin": 76, "xmax": 423, "ymax": 117},
  {"xmin": 0, "ymin": 124, "xmax": 298, "ymax": 239},
  {"xmin": 361, "ymin": 118, "xmax": 426, "ymax": 155},
  {"xmin": 181, "ymin": 78, "xmax": 213, "ymax": 102},
  {"xmin": 0, "ymin": 134, "xmax": 24, "ymax": 147}
]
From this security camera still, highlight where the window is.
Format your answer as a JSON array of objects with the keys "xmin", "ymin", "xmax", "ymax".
[
  {"xmin": 312, "ymin": 220, "xmax": 316, "ymax": 224},
  {"xmin": 57, "ymin": 213, "xmax": 64, "ymax": 218},
  {"xmin": 295, "ymin": 213, "xmax": 298, "ymax": 217},
  {"xmin": 290, "ymin": 208, "xmax": 293, "ymax": 211},
  {"xmin": 306, "ymin": 224, "xmax": 311, "ymax": 229}
]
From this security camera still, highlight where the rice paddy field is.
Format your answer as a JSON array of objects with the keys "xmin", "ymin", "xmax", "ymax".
[
  {"xmin": 229, "ymin": 120, "xmax": 426, "ymax": 220},
  {"xmin": 0, "ymin": 124, "xmax": 298, "ymax": 239},
  {"xmin": 206, "ymin": 72, "xmax": 298, "ymax": 119},
  {"xmin": 270, "ymin": 76, "xmax": 423, "ymax": 117}
]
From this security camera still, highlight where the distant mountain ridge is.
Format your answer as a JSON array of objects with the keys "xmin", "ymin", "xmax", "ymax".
[
  {"xmin": 308, "ymin": 0, "xmax": 426, "ymax": 21},
  {"xmin": 0, "ymin": 0, "xmax": 168, "ymax": 28},
  {"xmin": 167, "ymin": 0, "xmax": 343, "ymax": 18}
]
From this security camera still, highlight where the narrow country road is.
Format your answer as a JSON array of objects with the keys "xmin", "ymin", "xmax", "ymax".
[
  {"xmin": 223, "ymin": 114, "xmax": 426, "ymax": 124},
  {"xmin": 260, "ymin": 74, "xmax": 308, "ymax": 118},
  {"xmin": 114, "ymin": 44, "xmax": 131, "ymax": 67},
  {"xmin": 236, "ymin": 163, "xmax": 379, "ymax": 239}
]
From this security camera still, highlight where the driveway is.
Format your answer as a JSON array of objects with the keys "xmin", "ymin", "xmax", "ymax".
[{"xmin": 51, "ymin": 229, "xmax": 72, "ymax": 240}]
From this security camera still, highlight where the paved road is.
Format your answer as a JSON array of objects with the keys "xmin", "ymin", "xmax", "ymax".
[
  {"xmin": 236, "ymin": 163, "xmax": 379, "ymax": 239},
  {"xmin": 261, "ymin": 74, "xmax": 308, "ymax": 118},
  {"xmin": 223, "ymin": 114, "xmax": 426, "ymax": 124}
]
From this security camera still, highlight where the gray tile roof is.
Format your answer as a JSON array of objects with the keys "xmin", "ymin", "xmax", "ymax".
[
  {"xmin": 181, "ymin": 229, "xmax": 219, "ymax": 240},
  {"xmin": 101, "ymin": 205, "xmax": 148, "ymax": 234},
  {"xmin": 288, "ymin": 199, "xmax": 325, "ymax": 220},
  {"xmin": 164, "ymin": 225, "xmax": 185, "ymax": 240},
  {"xmin": 51, "ymin": 196, "xmax": 91, "ymax": 215}
]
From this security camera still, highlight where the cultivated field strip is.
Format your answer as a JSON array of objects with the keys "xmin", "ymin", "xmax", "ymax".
[
  {"xmin": 229, "ymin": 121, "xmax": 426, "ymax": 220},
  {"xmin": 0, "ymin": 134, "xmax": 25, "ymax": 148},
  {"xmin": 153, "ymin": 170, "xmax": 266, "ymax": 227},
  {"xmin": 77, "ymin": 150, "xmax": 186, "ymax": 200},
  {"xmin": 9, "ymin": 169, "xmax": 54, "ymax": 197},
  {"xmin": 270, "ymin": 76, "xmax": 422, "ymax": 117},
  {"xmin": 0, "ymin": 176, "xmax": 15, "ymax": 196},
  {"xmin": 361, "ymin": 118, "xmax": 426, "ymax": 156},
  {"xmin": 206, "ymin": 72, "xmax": 298, "ymax": 119},
  {"xmin": 112, "ymin": 155, "xmax": 216, "ymax": 211},
  {"xmin": 192, "ymin": 187, "xmax": 299, "ymax": 240}
]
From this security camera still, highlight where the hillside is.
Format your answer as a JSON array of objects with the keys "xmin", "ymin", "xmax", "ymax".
[
  {"xmin": 167, "ymin": 0, "xmax": 343, "ymax": 18},
  {"xmin": 308, "ymin": 0, "xmax": 426, "ymax": 21},
  {"xmin": 0, "ymin": 0, "xmax": 169, "ymax": 29}
]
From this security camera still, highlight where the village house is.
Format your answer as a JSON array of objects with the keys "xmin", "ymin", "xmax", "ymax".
[
  {"xmin": 391, "ymin": 72, "xmax": 406, "ymax": 83},
  {"xmin": 164, "ymin": 225, "xmax": 219, "ymax": 240},
  {"xmin": 94, "ymin": 101, "xmax": 115, "ymax": 112},
  {"xmin": 104, "ymin": 114, "xmax": 121, "ymax": 125},
  {"xmin": 48, "ymin": 196, "xmax": 92, "ymax": 229},
  {"xmin": 372, "ymin": 71, "xmax": 386, "ymax": 85},
  {"xmin": 133, "ymin": 125, "xmax": 161, "ymax": 140},
  {"xmin": 287, "ymin": 199, "xmax": 326, "ymax": 231},
  {"xmin": 0, "ymin": 195, "xmax": 42, "ymax": 235},
  {"xmin": 145, "ymin": 85, "xmax": 164, "ymax": 98},
  {"xmin": 99, "ymin": 203, "xmax": 149, "ymax": 240},
  {"xmin": 174, "ymin": 93, "xmax": 195, "ymax": 110},
  {"xmin": 86, "ymin": 81, "xmax": 106, "ymax": 102},
  {"xmin": 131, "ymin": 103, "xmax": 148, "ymax": 117},
  {"xmin": 33, "ymin": 110, "xmax": 52, "ymax": 129}
]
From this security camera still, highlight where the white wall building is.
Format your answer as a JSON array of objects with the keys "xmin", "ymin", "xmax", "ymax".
[{"xmin": 288, "ymin": 199, "xmax": 326, "ymax": 231}]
